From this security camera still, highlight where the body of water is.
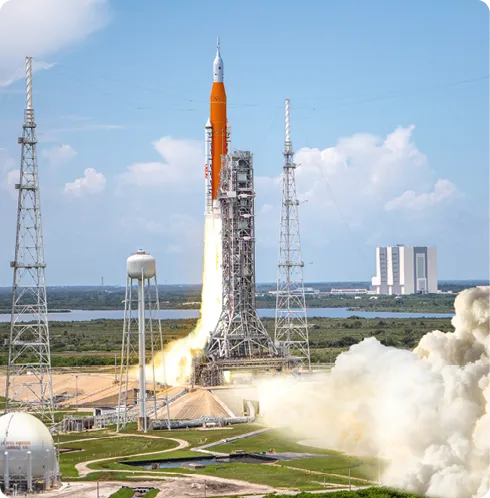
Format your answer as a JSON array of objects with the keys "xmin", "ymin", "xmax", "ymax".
[
  {"xmin": 0, "ymin": 308, "xmax": 454, "ymax": 323},
  {"xmin": 126, "ymin": 453, "xmax": 277, "ymax": 469}
]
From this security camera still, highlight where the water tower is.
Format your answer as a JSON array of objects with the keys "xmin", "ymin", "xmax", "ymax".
[{"xmin": 117, "ymin": 250, "xmax": 170, "ymax": 432}]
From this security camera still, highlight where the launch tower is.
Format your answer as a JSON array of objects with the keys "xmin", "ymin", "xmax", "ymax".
[
  {"xmin": 5, "ymin": 57, "xmax": 55, "ymax": 423},
  {"xmin": 196, "ymin": 152, "xmax": 287, "ymax": 385},
  {"xmin": 208, "ymin": 151, "xmax": 276, "ymax": 358},
  {"xmin": 274, "ymin": 99, "xmax": 311, "ymax": 369}
]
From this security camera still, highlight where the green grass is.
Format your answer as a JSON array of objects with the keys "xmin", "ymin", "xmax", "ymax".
[
  {"xmin": 119, "ymin": 422, "xmax": 264, "ymax": 453},
  {"xmin": 86, "ymin": 425, "xmax": 379, "ymax": 492},
  {"xmin": 143, "ymin": 490, "xmax": 160, "ymax": 498},
  {"xmin": 60, "ymin": 435, "xmax": 179, "ymax": 477},
  {"xmin": 211, "ymin": 428, "xmax": 339, "ymax": 456},
  {"xmin": 277, "ymin": 456, "xmax": 383, "ymax": 481},
  {"xmin": 190, "ymin": 462, "xmax": 349, "ymax": 490},
  {"xmin": 57, "ymin": 430, "xmax": 114, "ymax": 443},
  {"xmin": 0, "ymin": 315, "xmax": 454, "ymax": 366},
  {"xmin": 108, "ymin": 488, "xmax": 134, "ymax": 498},
  {"xmin": 263, "ymin": 488, "xmax": 422, "ymax": 497},
  {"xmin": 92, "ymin": 423, "xmax": 267, "ymax": 472}
]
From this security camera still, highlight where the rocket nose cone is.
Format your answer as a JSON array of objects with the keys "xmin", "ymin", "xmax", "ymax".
[{"xmin": 213, "ymin": 38, "xmax": 224, "ymax": 82}]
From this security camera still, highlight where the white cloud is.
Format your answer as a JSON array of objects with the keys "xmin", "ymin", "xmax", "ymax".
[
  {"xmin": 266, "ymin": 125, "xmax": 458, "ymax": 223},
  {"xmin": 0, "ymin": 169, "xmax": 20, "ymax": 198},
  {"xmin": 64, "ymin": 167, "xmax": 106, "ymax": 197},
  {"xmin": 41, "ymin": 144, "xmax": 77, "ymax": 165},
  {"xmin": 254, "ymin": 124, "xmax": 462, "ymax": 264},
  {"xmin": 384, "ymin": 179, "xmax": 458, "ymax": 211},
  {"xmin": 292, "ymin": 125, "xmax": 432, "ymax": 215},
  {"xmin": 119, "ymin": 137, "xmax": 202, "ymax": 189},
  {"xmin": 0, "ymin": 149, "xmax": 18, "ymax": 197},
  {"xmin": 0, "ymin": 0, "xmax": 110, "ymax": 86}
]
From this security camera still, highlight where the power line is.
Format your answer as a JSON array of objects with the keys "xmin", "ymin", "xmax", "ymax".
[{"xmin": 31, "ymin": 57, "xmax": 488, "ymax": 113}]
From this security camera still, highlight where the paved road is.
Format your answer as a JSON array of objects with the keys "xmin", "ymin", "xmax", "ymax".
[{"xmin": 75, "ymin": 437, "xmax": 189, "ymax": 477}]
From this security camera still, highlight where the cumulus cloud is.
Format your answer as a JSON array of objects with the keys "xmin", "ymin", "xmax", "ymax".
[
  {"xmin": 0, "ymin": 149, "xmax": 18, "ymax": 196},
  {"xmin": 0, "ymin": 169, "xmax": 20, "ymax": 198},
  {"xmin": 41, "ymin": 144, "xmax": 77, "ymax": 165},
  {"xmin": 118, "ymin": 137, "xmax": 202, "ymax": 189},
  {"xmin": 64, "ymin": 167, "xmax": 105, "ymax": 197},
  {"xmin": 255, "ymin": 125, "xmax": 460, "ymax": 244},
  {"xmin": 250, "ymin": 124, "xmax": 470, "ymax": 280},
  {"xmin": 292, "ymin": 125, "xmax": 438, "ymax": 212},
  {"xmin": 0, "ymin": 0, "xmax": 110, "ymax": 86},
  {"xmin": 384, "ymin": 179, "xmax": 458, "ymax": 211}
]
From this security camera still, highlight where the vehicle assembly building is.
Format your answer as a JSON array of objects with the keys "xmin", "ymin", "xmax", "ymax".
[{"xmin": 371, "ymin": 245, "xmax": 438, "ymax": 295}]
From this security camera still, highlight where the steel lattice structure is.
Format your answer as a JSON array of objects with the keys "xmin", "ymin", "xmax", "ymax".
[
  {"xmin": 117, "ymin": 262, "xmax": 170, "ymax": 432},
  {"xmin": 274, "ymin": 99, "xmax": 311, "ymax": 369},
  {"xmin": 5, "ymin": 57, "xmax": 55, "ymax": 423},
  {"xmin": 207, "ymin": 151, "xmax": 277, "ymax": 361}
]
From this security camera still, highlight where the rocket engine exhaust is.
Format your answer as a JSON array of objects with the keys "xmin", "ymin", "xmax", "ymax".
[
  {"xmin": 156, "ymin": 215, "xmax": 222, "ymax": 385},
  {"xmin": 149, "ymin": 39, "xmax": 229, "ymax": 385},
  {"xmin": 257, "ymin": 286, "xmax": 490, "ymax": 498}
]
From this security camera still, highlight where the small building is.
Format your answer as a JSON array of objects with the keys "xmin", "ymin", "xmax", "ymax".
[{"xmin": 330, "ymin": 288, "xmax": 368, "ymax": 295}]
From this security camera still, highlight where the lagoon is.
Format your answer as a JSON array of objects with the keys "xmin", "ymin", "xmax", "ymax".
[{"xmin": 0, "ymin": 307, "xmax": 454, "ymax": 323}]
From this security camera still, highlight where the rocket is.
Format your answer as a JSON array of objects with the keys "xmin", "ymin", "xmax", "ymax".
[{"xmin": 205, "ymin": 38, "xmax": 231, "ymax": 215}]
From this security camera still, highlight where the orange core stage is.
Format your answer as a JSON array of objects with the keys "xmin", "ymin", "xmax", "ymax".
[{"xmin": 210, "ymin": 81, "xmax": 227, "ymax": 200}]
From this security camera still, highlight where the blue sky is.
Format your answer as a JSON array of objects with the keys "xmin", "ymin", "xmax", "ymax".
[{"xmin": 0, "ymin": 0, "xmax": 488, "ymax": 285}]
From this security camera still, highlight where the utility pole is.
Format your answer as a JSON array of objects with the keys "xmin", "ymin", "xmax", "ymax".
[
  {"xmin": 75, "ymin": 375, "xmax": 78, "ymax": 411},
  {"xmin": 5, "ymin": 57, "xmax": 54, "ymax": 424},
  {"xmin": 274, "ymin": 98, "xmax": 311, "ymax": 369}
]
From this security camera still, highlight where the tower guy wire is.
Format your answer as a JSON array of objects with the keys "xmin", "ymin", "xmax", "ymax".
[
  {"xmin": 274, "ymin": 98, "xmax": 311, "ymax": 370},
  {"xmin": 5, "ymin": 57, "xmax": 55, "ymax": 424}
]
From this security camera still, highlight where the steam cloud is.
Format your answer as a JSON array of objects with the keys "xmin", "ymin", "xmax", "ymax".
[
  {"xmin": 258, "ymin": 286, "xmax": 489, "ymax": 498},
  {"xmin": 157, "ymin": 215, "xmax": 222, "ymax": 385}
]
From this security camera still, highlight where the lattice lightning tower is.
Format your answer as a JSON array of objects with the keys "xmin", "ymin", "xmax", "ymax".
[
  {"xmin": 274, "ymin": 98, "xmax": 311, "ymax": 369},
  {"xmin": 5, "ymin": 57, "xmax": 55, "ymax": 423}
]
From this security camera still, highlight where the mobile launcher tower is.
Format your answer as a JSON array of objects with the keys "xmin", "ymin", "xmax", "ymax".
[{"xmin": 194, "ymin": 151, "xmax": 295, "ymax": 386}]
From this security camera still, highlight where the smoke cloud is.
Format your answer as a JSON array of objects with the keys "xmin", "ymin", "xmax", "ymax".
[
  {"xmin": 157, "ymin": 214, "xmax": 222, "ymax": 385},
  {"xmin": 258, "ymin": 286, "xmax": 489, "ymax": 498}
]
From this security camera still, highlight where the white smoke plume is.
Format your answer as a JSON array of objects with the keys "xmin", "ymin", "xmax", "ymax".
[
  {"xmin": 157, "ymin": 214, "xmax": 222, "ymax": 385},
  {"xmin": 258, "ymin": 286, "xmax": 489, "ymax": 498}
]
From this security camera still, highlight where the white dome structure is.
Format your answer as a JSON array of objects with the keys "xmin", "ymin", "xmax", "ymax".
[
  {"xmin": 0, "ymin": 412, "xmax": 59, "ymax": 493},
  {"xmin": 127, "ymin": 249, "xmax": 156, "ymax": 280}
]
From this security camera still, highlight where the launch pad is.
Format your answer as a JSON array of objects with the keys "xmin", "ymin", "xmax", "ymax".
[{"xmin": 192, "ymin": 356, "xmax": 297, "ymax": 386}]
